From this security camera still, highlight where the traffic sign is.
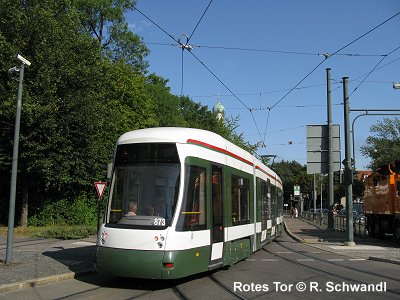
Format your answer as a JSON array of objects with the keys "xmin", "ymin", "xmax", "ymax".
[
  {"xmin": 94, "ymin": 182, "xmax": 107, "ymax": 200},
  {"xmin": 306, "ymin": 124, "xmax": 341, "ymax": 174}
]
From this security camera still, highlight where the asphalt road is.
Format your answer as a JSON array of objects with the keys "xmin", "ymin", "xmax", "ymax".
[{"xmin": 1, "ymin": 231, "xmax": 399, "ymax": 300}]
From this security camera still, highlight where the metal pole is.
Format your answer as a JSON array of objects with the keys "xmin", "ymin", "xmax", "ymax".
[
  {"xmin": 327, "ymin": 68, "xmax": 334, "ymax": 229},
  {"xmin": 313, "ymin": 174, "xmax": 316, "ymax": 220},
  {"xmin": 320, "ymin": 174, "xmax": 323, "ymax": 210},
  {"xmin": 6, "ymin": 63, "xmax": 25, "ymax": 264},
  {"xmin": 343, "ymin": 77, "xmax": 355, "ymax": 246}
]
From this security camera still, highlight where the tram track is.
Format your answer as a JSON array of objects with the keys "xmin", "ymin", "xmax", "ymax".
[
  {"xmin": 261, "ymin": 244, "xmax": 400, "ymax": 297},
  {"xmin": 168, "ymin": 273, "xmax": 249, "ymax": 300},
  {"xmin": 208, "ymin": 274, "xmax": 249, "ymax": 300},
  {"xmin": 171, "ymin": 286, "xmax": 189, "ymax": 300},
  {"xmin": 274, "ymin": 237, "xmax": 400, "ymax": 283}
]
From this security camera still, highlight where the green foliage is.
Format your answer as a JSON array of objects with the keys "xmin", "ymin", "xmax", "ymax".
[
  {"xmin": 0, "ymin": 0, "xmax": 254, "ymax": 226},
  {"xmin": 272, "ymin": 160, "xmax": 313, "ymax": 202},
  {"xmin": 0, "ymin": 225, "xmax": 96, "ymax": 239},
  {"xmin": 29, "ymin": 225, "xmax": 97, "ymax": 240},
  {"xmin": 360, "ymin": 118, "xmax": 400, "ymax": 169},
  {"xmin": 28, "ymin": 194, "xmax": 98, "ymax": 227}
]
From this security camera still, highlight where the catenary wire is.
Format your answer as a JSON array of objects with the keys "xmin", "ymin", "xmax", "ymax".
[
  {"xmin": 144, "ymin": 42, "xmax": 387, "ymax": 57},
  {"xmin": 194, "ymin": 44, "xmax": 387, "ymax": 57},
  {"xmin": 133, "ymin": 6, "xmax": 400, "ymax": 152},
  {"xmin": 188, "ymin": 50, "xmax": 265, "ymax": 146},
  {"xmin": 268, "ymin": 10, "xmax": 400, "ymax": 110},
  {"xmin": 349, "ymin": 45, "xmax": 400, "ymax": 97},
  {"xmin": 188, "ymin": 0, "xmax": 213, "ymax": 42},
  {"xmin": 262, "ymin": 10, "xmax": 400, "ymax": 148},
  {"xmin": 133, "ymin": 7, "xmax": 180, "ymax": 45}
]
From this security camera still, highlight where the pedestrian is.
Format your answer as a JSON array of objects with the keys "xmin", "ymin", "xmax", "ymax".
[{"xmin": 294, "ymin": 207, "xmax": 298, "ymax": 218}]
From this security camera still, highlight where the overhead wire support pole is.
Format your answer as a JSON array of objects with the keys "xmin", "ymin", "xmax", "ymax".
[
  {"xmin": 327, "ymin": 68, "xmax": 334, "ymax": 229},
  {"xmin": 342, "ymin": 77, "xmax": 355, "ymax": 246}
]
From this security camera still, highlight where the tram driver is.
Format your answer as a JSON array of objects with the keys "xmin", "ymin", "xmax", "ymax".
[{"xmin": 125, "ymin": 201, "xmax": 138, "ymax": 216}]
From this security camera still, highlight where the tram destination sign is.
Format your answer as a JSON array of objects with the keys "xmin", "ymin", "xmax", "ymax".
[{"xmin": 306, "ymin": 124, "xmax": 341, "ymax": 174}]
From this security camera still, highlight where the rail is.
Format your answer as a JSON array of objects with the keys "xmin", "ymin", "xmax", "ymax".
[{"xmin": 299, "ymin": 211, "xmax": 368, "ymax": 237}]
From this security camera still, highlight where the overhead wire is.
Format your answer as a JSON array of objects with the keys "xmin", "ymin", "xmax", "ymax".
[
  {"xmin": 349, "ymin": 45, "xmax": 400, "ymax": 97},
  {"xmin": 179, "ymin": 1, "xmax": 213, "ymax": 96},
  {"xmin": 267, "ymin": 10, "xmax": 400, "ymax": 108},
  {"xmin": 134, "ymin": 3, "xmax": 265, "ymax": 147},
  {"xmin": 133, "ymin": 5, "xmax": 400, "ymax": 155},
  {"xmin": 133, "ymin": 7, "xmax": 180, "ymax": 44},
  {"xmin": 144, "ymin": 42, "xmax": 387, "ymax": 58},
  {"xmin": 262, "ymin": 10, "xmax": 400, "ymax": 149},
  {"xmin": 193, "ymin": 44, "xmax": 387, "ymax": 57},
  {"xmin": 188, "ymin": 50, "xmax": 265, "ymax": 146},
  {"xmin": 188, "ymin": 0, "xmax": 213, "ymax": 42}
]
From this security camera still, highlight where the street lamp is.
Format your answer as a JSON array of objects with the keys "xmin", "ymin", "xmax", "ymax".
[
  {"xmin": 5, "ymin": 54, "xmax": 31, "ymax": 265},
  {"xmin": 393, "ymin": 82, "xmax": 400, "ymax": 89}
]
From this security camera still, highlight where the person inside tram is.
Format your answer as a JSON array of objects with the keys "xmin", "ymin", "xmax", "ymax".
[
  {"xmin": 145, "ymin": 205, "xmax": 155, "ymax": 216},
  {"xmin": 125, "ymin": 201, "xmax": 138, "ymax": 216}
]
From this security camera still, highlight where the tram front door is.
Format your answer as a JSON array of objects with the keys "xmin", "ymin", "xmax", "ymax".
[{"xmin": 209, "ymin": 165, "xmax": 224, "ymax": 268}]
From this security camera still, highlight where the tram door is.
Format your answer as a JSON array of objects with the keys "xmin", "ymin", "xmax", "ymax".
[{"xmin": 210, "ymin": 165, "xmax": 224, "ymax": 267}]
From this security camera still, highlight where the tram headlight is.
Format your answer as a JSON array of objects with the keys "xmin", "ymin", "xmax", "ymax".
[{"xmin": 100, "ymin": 231, "xmax": 107, "ymax": 245}]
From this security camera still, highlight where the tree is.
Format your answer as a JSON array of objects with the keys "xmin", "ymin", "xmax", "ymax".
[
  {"xmin": 76, "ymin": 0, "xmax": 149, "ymax": 73},
  {"xmin": 144, "ymin": 74, "xmax": 186, "ymax": 127},
  {"xmin": 0, "ymin": 0, "xmax": 255, "ymax": 227},
  {"xmin": 360, "ymin": 118, "xmax": 400, "ymax": 169},
  {"xmin": 272, "ymin": 160, "xmax": 313, "ymax": 205},
  {"xmin": 0, "ymin": 1, "xmax": 153, "ymax": 226}
]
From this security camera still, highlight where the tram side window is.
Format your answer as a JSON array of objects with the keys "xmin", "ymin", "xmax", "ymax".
[
  {"xmin": 176, "ymin": 165, "xmax": 207, "ymax": 231},
  {"xmin": 270, "ymin": 185, "xmax": 277, "ymax": 223},
  {"xmin": 261, "ymin": 180, "xmax": 270, "ymax": 230},
  {"xmin": 277, "ymin": 187, "xmax": 283, "ymax": 216},
  {"xmin": 232, "ymin": 175, "xmax": 250, "ymax": 226}
]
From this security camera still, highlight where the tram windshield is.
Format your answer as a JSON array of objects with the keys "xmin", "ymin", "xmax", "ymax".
[{"xmin": 107, "ymin": 143, "xmax": 180, "ymax": 229}]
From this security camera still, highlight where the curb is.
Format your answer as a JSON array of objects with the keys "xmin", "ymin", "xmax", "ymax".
[
  {"xmin": 284, "ymin": 221, "xmax": 321, "ymax": 243},
  {"xmin": 284, "ymin": 220, "xmax": 400, "ymax": 266},
  {"xmin": 0, "ymin": 269, "xmax": 94, "ymax": 293},
  {"xmin": 368, "ymin": 256, "xmax": 400, "ymax": 265}
]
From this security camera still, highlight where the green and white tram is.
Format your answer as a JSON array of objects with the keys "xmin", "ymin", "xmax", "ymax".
[{"xmin": 95, "ymin": 127, "xmax": 283, "ymax": 279}]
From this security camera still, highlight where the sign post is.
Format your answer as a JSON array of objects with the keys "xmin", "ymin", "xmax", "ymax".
[{"xmin": 94, "ymin": 182, "xmax": 107, "ymax": 234}]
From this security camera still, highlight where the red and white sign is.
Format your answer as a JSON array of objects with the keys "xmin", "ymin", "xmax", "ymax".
[{"xmin": 94, "ymin": 182, "xmax": 107, "ymax": 200}]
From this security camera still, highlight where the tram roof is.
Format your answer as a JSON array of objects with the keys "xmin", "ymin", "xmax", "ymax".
[
  {"xmin": 118, "ymin": 127, "xmax": 224, "ymax": 145},
  {"xmin": 117, "ymin": 127, "xmax": 281, "ymax": 183}
]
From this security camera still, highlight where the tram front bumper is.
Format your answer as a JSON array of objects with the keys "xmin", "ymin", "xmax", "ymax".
[
  {"xmin": 95, "ymin": 246, "xmax": 165, "ymax": 279},
  {"xmin": 95, "ymin": 245, "xmax": 210, "ymax": 279}
]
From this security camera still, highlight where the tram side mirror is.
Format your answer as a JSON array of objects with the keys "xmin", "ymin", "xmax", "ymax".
[{"xmin": 397, "ymin": 181, "xmax": 400, "ymax": 196}]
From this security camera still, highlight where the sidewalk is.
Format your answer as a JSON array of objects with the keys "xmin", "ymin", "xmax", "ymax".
[
  {"xmin": 284, "ymin": 216, "xmax": 400, "ymax": 264},
  {"xmin": 0, "ymin": 235, "xmax": 96, "ymax": 293},
  {"xmin": 1, "ymin": 218, "xmax": 399, "ymax": 293}
]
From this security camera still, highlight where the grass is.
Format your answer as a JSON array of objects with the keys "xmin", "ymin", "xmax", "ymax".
[{"xmin": 0, "ymin": 225, "xmax": 97, "ymax": 239}]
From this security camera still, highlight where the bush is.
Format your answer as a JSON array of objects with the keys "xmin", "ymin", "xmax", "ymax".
[
  {"xmin": 28, "ymin": 194, "xmax": 100, "ymax": 227},
  {"xmin": 0, "ymin": 225, "xmax": 97, "ymax": 239},
  {"xmin": 30, "ymin": 225, "xmax": 97, "ymax": 239}
]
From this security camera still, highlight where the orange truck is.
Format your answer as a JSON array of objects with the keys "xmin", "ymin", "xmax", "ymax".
[{"xmin": 364, "ymin": 163, "xmax": 400, "ymax": 241}]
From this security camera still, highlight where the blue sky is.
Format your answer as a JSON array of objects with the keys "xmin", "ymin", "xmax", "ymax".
[{"xmin": 126, "ymin": 0, "xmax": 400, "ymax": 170}]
